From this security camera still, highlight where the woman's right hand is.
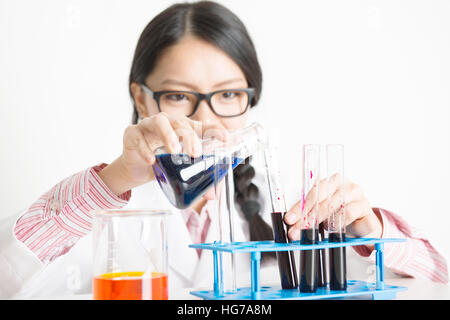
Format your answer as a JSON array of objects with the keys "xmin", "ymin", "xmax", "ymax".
[{"xmin": 98, "ymin": 112, "xmax": 228, "ymax": 196}]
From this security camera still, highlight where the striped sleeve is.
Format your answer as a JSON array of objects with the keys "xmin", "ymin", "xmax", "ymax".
[
  {"xmin": 352, "ymin": 207, "xmax": 449, "ymax": 284},
  {"xmin": 13, "ymin": 163, "xmax": 131, "ymax": 264}
]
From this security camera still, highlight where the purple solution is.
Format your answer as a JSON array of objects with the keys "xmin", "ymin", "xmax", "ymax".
[
  {"xmin": 329, "ymin": 232, "xmax": 347, "ymax": 291},
  {"xmin": 299, "ymin": 229, "xmax": 319, "ymax": 293},
  {"xmin": 317, "ymin": 223, "xmax": 328, "ymax": 288},
  {"xmin": 153, "ymin": 153, "xmax": 242, "ymax": 209}
]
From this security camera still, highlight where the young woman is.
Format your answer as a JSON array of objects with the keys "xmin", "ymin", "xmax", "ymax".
[{"xmin": 0, "ymin": 1, "xmax": 447, "ymax": 299}]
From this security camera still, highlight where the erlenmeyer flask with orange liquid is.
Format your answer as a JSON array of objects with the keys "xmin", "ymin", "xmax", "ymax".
[{"xmin": 92, "ymin": 209, "xmax": 170, "ymax": 300}]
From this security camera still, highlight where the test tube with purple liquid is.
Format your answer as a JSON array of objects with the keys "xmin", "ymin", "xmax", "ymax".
[
  {"xmin": 327, "ymin": 144, "xmax": 347, "ymax": 291},
  {"xmin": 299, "ymin": 144, "xmax": 320, "ymax": 293},
  {"xmin": 265, "ymin": 144, "xmax": 298, "ymax": 289}
]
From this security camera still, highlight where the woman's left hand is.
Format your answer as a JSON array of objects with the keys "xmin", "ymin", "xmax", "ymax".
[{"xmin": 284, "ymin": 174, "xmax": 383, "ymax": 248}]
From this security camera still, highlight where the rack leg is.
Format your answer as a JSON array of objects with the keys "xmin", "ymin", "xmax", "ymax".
[
  {"xmin": 251, "ymin": 251, "xmax": 261, "ymax": 299},
  {"xmin": 372, "ymin": 292, "xmax": 397, "ymax": 300},
  {"xmin": 375, "ymin": 243, "xmax": 385, "ymax": 290},
  {"xmin": 213, "ymin": 250, "xmax": 220, "ymax": 295}
]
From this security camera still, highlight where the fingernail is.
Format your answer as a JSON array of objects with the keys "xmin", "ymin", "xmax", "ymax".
[
  {"xmin": 290, "ymin": 228, "xmax": 300, "ymax": 241},
  {"xmin": 193, "ymin": 141, "xmax": 202, "ymax": 158},
  {"xmin": 285, "ymin": 212, "xmax": 296, "ymax": 224},
  {"xmin": 171, "ymin": 141, "xmax": 182, "ymax": 153}
]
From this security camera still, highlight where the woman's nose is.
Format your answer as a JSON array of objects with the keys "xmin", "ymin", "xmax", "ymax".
[
  {"xmin": 190, "ymin": 99, "xmax": 218, "ymax": 124},
  {"xmin": 190, "ymin": 100, "xmax": 228, "ymax": 140}
]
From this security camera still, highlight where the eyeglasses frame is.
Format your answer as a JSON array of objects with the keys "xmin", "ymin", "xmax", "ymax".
[{"xmin": 140, "ymin": 84, "xmax": 255, "ymax": 118}]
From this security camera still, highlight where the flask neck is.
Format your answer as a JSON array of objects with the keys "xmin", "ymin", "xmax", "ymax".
[{"xmin": 219, "ymin": 122, "xmax": 267, "ymax": 160}]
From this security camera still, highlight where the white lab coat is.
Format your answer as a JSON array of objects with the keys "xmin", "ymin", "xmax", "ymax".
[
  {"xmin": 0, "ymin": 162, "xmax": 394, "ymax": 299},
  {"xmin": 0, "ymin": 165, "xmax": 279, "ymax": 299}
]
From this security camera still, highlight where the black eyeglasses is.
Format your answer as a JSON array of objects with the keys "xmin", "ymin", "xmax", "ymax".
[{"xmin": 141, "ymin": 84, "xmax": 255, "ymax": 118}]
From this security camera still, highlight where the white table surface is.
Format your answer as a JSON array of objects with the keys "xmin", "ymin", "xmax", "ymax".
[{"xmin": 29, "ymin": 277, "xmax": 449, "ymax": 300}]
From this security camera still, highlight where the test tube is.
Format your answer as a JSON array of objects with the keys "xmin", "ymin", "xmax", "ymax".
[
  {"xmin": 317, "ymin": 222, "xmax": 328, "ymax": 288},
  {"xmin": 264, "ymin": 143, "xmax": 298, "ymax": 289},
  {"xmin": 213, "ymin": 147, "xmax": 237, "ymax": 295},
  {"xmin": 326, "ymin": 144, "xmax": 347, "ymax": 291},
  {"xmin": 299, "ymin": 144, "xmax": 320, "ymax": 293},
  {"xmin": 209, "ymin": 123, "xmax": 267, "ymax": 295}
]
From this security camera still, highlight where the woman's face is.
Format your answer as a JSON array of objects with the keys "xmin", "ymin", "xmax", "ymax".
[{"xmin": 135, "ymin": 35, "xmax": 250, "ymax": 132}]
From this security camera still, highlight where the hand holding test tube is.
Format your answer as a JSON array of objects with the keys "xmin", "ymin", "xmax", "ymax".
[{"xmin": 284, "ymin": 153, "xmax": 383, "ymax": 250}]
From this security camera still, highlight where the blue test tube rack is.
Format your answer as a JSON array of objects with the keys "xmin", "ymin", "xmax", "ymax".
[{"xmin": 189, "ymin": 237, "xmax": 407, "ymax": 300}]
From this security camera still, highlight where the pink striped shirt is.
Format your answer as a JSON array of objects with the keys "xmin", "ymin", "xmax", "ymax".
[
  {"xmin": 353, "ymin": 207, "xmax": 449, "ymax": 283},
  {"xmin": 13, "ymin": 164, "xmax": 449, "ymax": 283},
  {"xmin": 14, "ymin": 164, "xmax": 130, "ymax": 264}
]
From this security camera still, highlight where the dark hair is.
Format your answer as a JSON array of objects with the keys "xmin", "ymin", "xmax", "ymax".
[
  {"xmin": 129, "ymin": 1, "xmax": 262, "ymax": 123},
  {"xmin": 128, "ymin": 1, "xmax": 274, "ymax": 260},
  {"xmin": 234, "ymin": 159, "xmax": 276, "ymax": 261}
]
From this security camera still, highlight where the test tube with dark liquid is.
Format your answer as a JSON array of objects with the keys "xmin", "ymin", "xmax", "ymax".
[
  {"xmin": 327, "ymin": 144, "xmax": 347, "ymax": 291},
  {"xmin": 317, "ymin": 222, "xmax": 328, "ymax": 288},
  {"xmin": 299, "ymin": 144, "xmax": 320, "ymax": 293},
  {"xmin": 264, "ymin": 144, "xmax": 298, "ymax": 289}
]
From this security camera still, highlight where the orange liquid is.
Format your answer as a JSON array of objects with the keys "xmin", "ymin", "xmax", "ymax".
[{"xmin": 93, "ymin": 271, "xmax": 168, "ymax": 300}]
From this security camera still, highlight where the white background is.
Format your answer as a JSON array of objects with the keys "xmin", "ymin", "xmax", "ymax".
[{"xmin": 1, "ymin": 0, "xmax": 449, "ymax": 260}]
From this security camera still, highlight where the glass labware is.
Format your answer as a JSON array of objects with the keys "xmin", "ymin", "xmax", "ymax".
[
  {"xmin": 92, "ymin": 209, "xmax": 169, "ymax": 300},
  {"xmin": 152, "ymin": 122, "xmax": 267, "ymax": 209}
]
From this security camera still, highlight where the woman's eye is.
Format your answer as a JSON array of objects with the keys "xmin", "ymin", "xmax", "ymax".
[
  {"xmin": 221, "ymin": 91, "xmax": 239, "ymax": 99},
  {"xmin": 166, "ymin": 94, "xmax": 188, "ymax": 102}
]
